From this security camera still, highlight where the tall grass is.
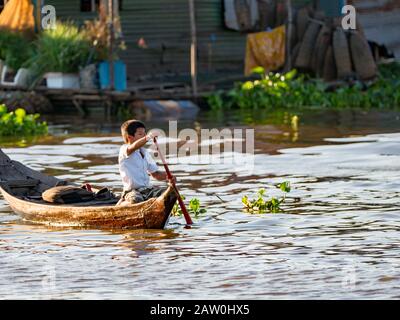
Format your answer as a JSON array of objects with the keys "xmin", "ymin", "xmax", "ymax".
[{"xmin": 28, "ymin": 22, "xmax": 93, "ymax": 75}]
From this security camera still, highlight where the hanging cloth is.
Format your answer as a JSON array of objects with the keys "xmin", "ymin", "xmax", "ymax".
[
  {"xmin": 0, "ymin": 0, "xmax": 35, "ymax": 34},
  {"xmin": 245, "ymin": 25, "xmax": 286, "ymax": 75}
]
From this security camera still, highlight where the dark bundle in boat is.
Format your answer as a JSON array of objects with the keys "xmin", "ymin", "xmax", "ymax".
[{"xmin": 0, "ymin": 148, "xmax": 177, "ymax": 229}]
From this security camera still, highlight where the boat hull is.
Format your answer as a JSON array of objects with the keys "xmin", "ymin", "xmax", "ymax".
[{"xmin": 0, "ymin": 185, "xmax": 177, "ymax": 229}]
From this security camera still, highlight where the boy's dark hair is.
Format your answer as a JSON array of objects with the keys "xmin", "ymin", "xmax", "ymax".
[{"xmin": 121, "ymin": 120, "xmax": 146, "ymax": 143}]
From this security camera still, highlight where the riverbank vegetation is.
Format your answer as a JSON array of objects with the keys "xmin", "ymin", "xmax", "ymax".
[
  {"xmin": 207, "ymin": 63, "xmax": 400, "ymax": 111},
  {"xmin": 0, "ymin": 104, "xmax": 47, "ymax": 137}
]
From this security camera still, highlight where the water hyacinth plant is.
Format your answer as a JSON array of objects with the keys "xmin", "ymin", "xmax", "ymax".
[
  {"xmin": 207, "ymin": 63, "xmax": 400, "ymax": 110},
  {"xmin": 172, "ymin": 196, "xmax": 207, "ymax": 217},
  {"xmin": 0, "ymin": 104, "xmax": 48, "ymax": 136},
  {"xmin": 242, "ymin": 181, "xmax": 291, "ymax": 214}
]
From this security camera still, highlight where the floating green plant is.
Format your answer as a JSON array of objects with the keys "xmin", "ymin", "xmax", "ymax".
[
  {"xmin": 207, "ymin": 63, "xmax": 400, "ymax": 111},
  {"xmin": 172, "ymin": 196, "xmax": 207, "ymax": 217},
  {"xmin": 0, "ymin": 104, "xmax": 48, "ymax": 137},
  {"xmin": 242, "ymin": 181, "xmax": 292, "ymax": 214}
]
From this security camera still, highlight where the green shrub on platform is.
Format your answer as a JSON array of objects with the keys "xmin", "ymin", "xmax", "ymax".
[
  {"xmin": 28, "ymin": 22, "xmax": 93, "ymax": 76},
  {"xmin": 0, "ymin": 31, "xmax": 34, "ymax": 70},
  {"xmin": 0, "ymin": 104, "xmax": 48, "ymax": 137}
]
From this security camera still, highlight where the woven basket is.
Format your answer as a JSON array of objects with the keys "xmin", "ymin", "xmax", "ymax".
[
  {"xmin": 296, "ymin": 6, "xmax": 310, "ymax": 41},
  {"xmin": 311, "ymin": 24, "xmax": 329, "ymax": 74},
  {"xmin": 295, "ymin": 19, "xmax": 321, "ymax": 70},
  {"xmin": 316, "ymin": 26, "xmax": 332, "ymax": 77},
  {"xmin": 350, "ymin": 31, "xmax": 378, "ymax": 80},
  {"xmin": 333, "ymin": 28, "xmax": 353, "ymax": 79},
  {"xmin": 323, "ymin": 46, "xmax": 337, "ymax": 81},
  {"xmin": 291, "ymin": 42, "xmax": 301, "ymax": 68}
]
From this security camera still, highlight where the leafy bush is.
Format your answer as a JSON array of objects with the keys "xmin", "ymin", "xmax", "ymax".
[
  {"xmin": 0, "ymin": 104, "xmax": 48, "ymax": 136},
  {"xmin": 0, "ymin": 31, "xmax": 34, "ymax": 70},
  {"xmin": 28, "ymin": 22, "xmax": 93, "ymax": 76},
  {"xmin": 207, "ymin": 63, "xmax": 400, "ymax": 110}
]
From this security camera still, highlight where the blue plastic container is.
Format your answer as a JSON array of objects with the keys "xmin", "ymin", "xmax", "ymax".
[{"xmin": 98, "ymin": 60, "xmax": 127, "ymax": 91}]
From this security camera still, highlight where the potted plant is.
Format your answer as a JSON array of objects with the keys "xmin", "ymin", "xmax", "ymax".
[
  {"xmin": 28, "ymin": 22, "xmax": 92, "ymax": 89},
  {"xmin": 0, "ymin": 30, "xmax": 34, "ymax": 87}
]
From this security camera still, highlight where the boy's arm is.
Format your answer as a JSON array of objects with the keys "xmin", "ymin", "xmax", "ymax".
[
  {"xmin": 150, "ymin": 171, "xmax": 176, "ymax": 183},
  {"xmin": 125, "ymin": 133, "xmax": 155, "ymax": 156}
]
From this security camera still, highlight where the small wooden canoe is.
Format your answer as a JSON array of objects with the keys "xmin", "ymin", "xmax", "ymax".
[{"xmin": 0, "ymin": 148, "xmax": 177, "ymax": 229}]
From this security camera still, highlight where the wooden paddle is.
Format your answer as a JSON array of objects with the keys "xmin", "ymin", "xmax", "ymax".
[{"xmin": 153, "ymin": 137, "xmax": 193, "ymax": 226}]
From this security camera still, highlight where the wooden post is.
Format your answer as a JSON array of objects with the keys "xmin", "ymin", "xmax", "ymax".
[
  {"xmin": 285, "ymin": 0, "xmax": 294, "ymax": 71},
  {"xmin": 188, "ymin": 0, "xmax": 198, "ymax": 98},
  {"xmin": 32, "ymin": 0, "xmax": 42, "ymax": 33},
  {"xmin": 108, "ymin": 0, "xmax": 115, "ymax": 91}
]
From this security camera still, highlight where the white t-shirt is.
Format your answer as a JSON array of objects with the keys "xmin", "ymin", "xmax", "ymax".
[{"xmin": 118, "ymin": 145, "xmax": 159, "ymax": 191}]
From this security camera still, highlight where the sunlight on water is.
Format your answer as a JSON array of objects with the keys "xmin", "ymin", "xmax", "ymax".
[{"xmin": 1, "ymin": 112, "xmax": 400, "ymax": 299}]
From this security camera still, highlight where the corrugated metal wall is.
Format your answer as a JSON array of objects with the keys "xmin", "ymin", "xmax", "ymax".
[
  {"xmin": 49, "ymin": 0, "xmax": 97, "ymax": 22},
  {"xmin": 119, "ymin": 0, "xmax": 192, "ymax": 80},
  {"xmin": 349, "ymin": 0, "xmax": 400, "ymax": 60},
  {"xmin": 49, "ymin": 0, "xmax": 316, "ymax": 84}
]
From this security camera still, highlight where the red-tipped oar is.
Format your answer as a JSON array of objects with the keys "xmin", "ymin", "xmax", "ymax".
[{"xmin": 153, "ymin": 137, "xmax": 193, "ymax": 226}]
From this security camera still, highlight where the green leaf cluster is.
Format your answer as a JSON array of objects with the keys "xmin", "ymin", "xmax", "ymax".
[
  {"xmin": 0, "ymin": 104, "xmax": 48, "ymax": 137},
  {"xmin": 242, "ymin": 182, "xmax": 291, "ymax": 214},
  {"xmin": 172, "ymin": 196, "xmax": 207, "ymax": 217}
]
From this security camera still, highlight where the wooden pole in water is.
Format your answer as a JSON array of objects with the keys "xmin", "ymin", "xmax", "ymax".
[{"xmin": 188, "ymin": 0, "xmax": 198, "ymax": 98}]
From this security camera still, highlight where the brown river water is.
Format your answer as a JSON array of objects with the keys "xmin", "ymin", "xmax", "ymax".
[{"xmin": 0, "ymin": 108, "xmax": 400, "ymax": 299}]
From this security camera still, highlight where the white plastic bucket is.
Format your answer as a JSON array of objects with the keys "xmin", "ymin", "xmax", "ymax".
[{"xmin": 45, "ymin": 72, "xmax": 80, "ymax": 89}]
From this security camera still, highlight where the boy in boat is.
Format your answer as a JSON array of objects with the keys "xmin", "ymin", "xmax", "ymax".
[{"xmin": 117, "ymin": 119, "xmax": 174, "ymax": 205}]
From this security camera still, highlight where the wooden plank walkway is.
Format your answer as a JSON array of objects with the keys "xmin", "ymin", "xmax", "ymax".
[{"xmin": 0, "ymin": 82, "xmax": 215, "ymax": 119}]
